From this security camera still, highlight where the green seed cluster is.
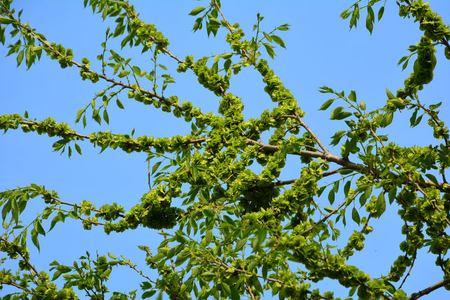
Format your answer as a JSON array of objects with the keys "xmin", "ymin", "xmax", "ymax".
[
  {"xmin": 105, "ymin": 185, "xmax": 182, "ymax": 233},
  {"xmin": 400, "ymin": 37, "xmax": 436, "ymax": 97},
  {"xmin": 191, "ymin": 58, "xmax": 230, "ymax": 96},
  {"xmin": 399, "ymin": 0, "xmax": 450, "ymax": 41},
  {"xmin": 97, "ymin": 202, "xmax": 124, "ymax": 221},
  {"xmin": 0, "ymin": 114, "xmax": 82, "ymax": 140},
  {"xmin": 225, "ymin": 27, "xmax": 250, "ymax": 55},
  {"xmin": 47, "ymin": 43, "xmax": 74, "ymax": 69},
  {"xmin": 79, "ymin": 58, "xmax": 100, "ymax": 83},
  {"xmin": 89, "ymin": 131, "xmax": 203, "ymax": 153}
]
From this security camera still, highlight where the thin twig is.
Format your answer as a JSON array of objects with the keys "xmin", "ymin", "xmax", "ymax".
[
  {"xmin": 295, "ymin": 115, "xmax": 330, "ymax": 154},
  {"xmin": 399, "ymin": 253, "xmax": 416, "ymax": 290}
]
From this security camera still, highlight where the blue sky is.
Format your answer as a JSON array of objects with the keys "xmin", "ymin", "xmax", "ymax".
[{"xmin": 1, "ymin": 1, "xmax": 449, "ymax": 299}]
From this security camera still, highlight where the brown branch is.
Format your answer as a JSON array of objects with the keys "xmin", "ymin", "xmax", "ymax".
[
  {"xmin": 0, "ymin": 280, "xmax": 30, "ymax": 293},
  {"xmin": 245, "ymin": 283, "xmax": 257, "ymax": 300},
  {"xmin": 294, "ymin": 115, "xmax": 330, "ymax": 154},
  {"xmin": 410, "ymin": 279, "xmax": 450, "ymax": 300},
  {"xmin": 274, "ymin": 168, "xmax": 348, "ymax": 187}
]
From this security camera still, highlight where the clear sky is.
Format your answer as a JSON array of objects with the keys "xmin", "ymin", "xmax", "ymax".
[{"xmin": 1, "ymin": 1, "xmax": 449, "ymax": 299}]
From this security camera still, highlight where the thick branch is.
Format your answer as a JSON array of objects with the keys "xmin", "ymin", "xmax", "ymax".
[{"xmin": 410, "ymin": 279, "xmax": 450, "ymax": 300}]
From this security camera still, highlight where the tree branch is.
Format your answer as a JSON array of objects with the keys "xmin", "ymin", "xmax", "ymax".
[{"xmin": 410, "ymin": 279, "xmax": 450, "ymax": 300}]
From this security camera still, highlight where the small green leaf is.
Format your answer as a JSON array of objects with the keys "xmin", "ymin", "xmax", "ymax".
[
  {"xmin": 103, "ymin": 109, "xmax": 109, "ymax": 124},
  {"xmin": 386, "ymin": 89, "xmax": 395, "ymax": 99},
  {"xmin": 35, "ymin": 219, "xmax": 46, "ymax": 235},
  {"xmin": 366, "ymin": 6, "xmax": 374, "ymax": 33},
  {"xmin": 319, "ymin": 98, "xmax": 334, "ymax": 111},
  {"xmin": 330, "ymin": 106, "xmax": 352, "ymax": 120},
  {"xmin": 319, "ymin": 86, "xmax": 334, "ymax": 94},
  {"xmin": 189, "ymin": 6, "xmax": 206, "ymax": 16},
  {"xmin": 151, "ymin": 161, "xmax": 162, "ymax": 174},
  {"xmin": 0, "ymin": 17, "xmax": 13, "ymax": 24},
  {"xmin": 263, "ymin": 42, "xmax": 275, "ymax": 58},
  {"xmin": 352, "ymin": 207, "xmax": 360, "ymax": 224},
  {"xmin": 142, "ymin": 290, "xmax": 157, "ymax": 299},
  {"xmin": 277, "ymin": 23, "xmax": 290, "ymax": 31},
  {"xmin": 378, "ymin": 7, "xmax": 385, "ymax": 21},
  {"xmin": 16, "ymin": 50, "xmax": 24, "ymax": 66},
  {"xmin": 330, "ymin": 130, "xmax": 346, "ymax": 146},
  {"xmin": 376, "ymin": 192, "xmax": 386, "ymax": 216},
  {"xmin": 75, "ymin": 144, "xmax": 82, "ymax": 155},
  {"xmin": 271, "ymin": 35, "xmax": 286, "ymax": 48},
  {"xmin": 75, "ymin": 109, "xmax": 84, "ymax": 123},
  {"xmin": 348, "ymin": 90, "xmax": 357, "ymax": 102},
  {"xmin": 116, "ymin": 99, "xmax": 125, "ymax": 109},
  {"xmin": 31, "ymin": 229, "xmax": 40, "ymax": 250},
  {"xmin": 52, "ymin": 271, "xmax": 62, "ymax": 280},
  {"xmin": 328, "ymin": 189, "xmax": 335, "ymax": 205}
]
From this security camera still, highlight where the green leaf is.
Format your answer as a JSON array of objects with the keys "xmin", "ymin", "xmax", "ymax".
[
  {"xmin": 277, "ymin": 23, "xmax": 290, "ymax": 31},
  {"xmin": 271, "ymin": 35, "xmax": 286, "ymax": 48},
  {"xmin": 0, "ymin": 27, "xmax": 5, "ymax": 45},
  {"xmin": 386, "ymin": 89, "xmax": 395, "ymax": 99},
  {"xmin": 445, "ymin": 46, "xmax": 450, "ymax": 60},
  {"xmin": 151, "ymin": 161, "xmax": 162, "ymax": 174},
  {"xmin": 31, "ymin": 229, "xmax": 40, "ymax": 250},
  {"xmin": 344, "ymin": 181, "xmax": 351, "ymax": 197},
  {"xmin": 93, "ymin": 110, "xmax": 101, "ymax": 125},
  {"xmin": 360, "ymin": 186, "xmax": 372, "ymax": 206},
  {"xmin": 330, "ymin": 130, "xmax": 346, "ymax": 146},
  {"xmin": 0, "ymin": 17, "xmax": 13, "ymax": 24},
  {"xmin": 16, "ymin": 50, "xmax": 24, "ymax": 66},
  {"xmin": 103, "ymin": 109, "xmax": 109, "ymax": 124},
  {"xmin": 319, "ymin": 98, "xmax": 334, "ymax": 111},
  {"xmin": 340, "ymin": 9, "xmax": 351, "ymax": 20},
  {"xmin": 352, "ymin": 207, "xmax": 360, "ymax": 224},
  {"xmin": 330, "ymin": 106, "xmax": 352, "ymax": 120},
  {"xmin": 2, "ymin": 200, "xmax": 11, "ymax": 220},
  {"xmin": 263, "ymin": 42, "xmax": 275, "ymax": 58},
  {"xmin": 319, "ymin": 86, "xmax": 334, "ymax": 94},
  {"xmin": 142, "ymin": 290, "xmax": 157, "ymax": 299},
  {"xmin": 189, "ymin": 6, "xmax": 206, "ymax": 16},
  {"xmin": 328, "ymin": 188, "xmax": 335, "ymax": 205},
  {"xmin": 49, "ymin": 212, "xmax": 64, "ymax": 231},
  {"xmin": 131, "ymin": 65, "xmax": 142, "ymax": 76},
  {"xmin": 366, "ymin": 6, "xmax": 374, "ymax": 34},
  {"xmin": 388, "ymin": 187, "xmax": 397, "ymax": 204},
  {"xmin": 350, "ymin": 4, "xmax": 360, "ymax": 29},
  {"xmin": 52, "ymin": 270, "xmax": 62, "ymax": 280},
  {"xmin": 348, "ymin": 90, "xmax": 357, "ymax": 102},
  {"xmin": 116, "ymin": 99, "xmax": 125, "ymax": 109},
  {"xmin": 35, "ymin": 219, "xmax": 46, "ymax": 235},
  {"xmin": 74, "ymin": 144, "xmax": 82, "ymax": 155},
  {"xmin": 378, "ymin": 7, "xmax": 385, "ymax": 21},
  {"xmin": 376, "ymin": 192, "xmax": 386, "ymax": 216}
]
